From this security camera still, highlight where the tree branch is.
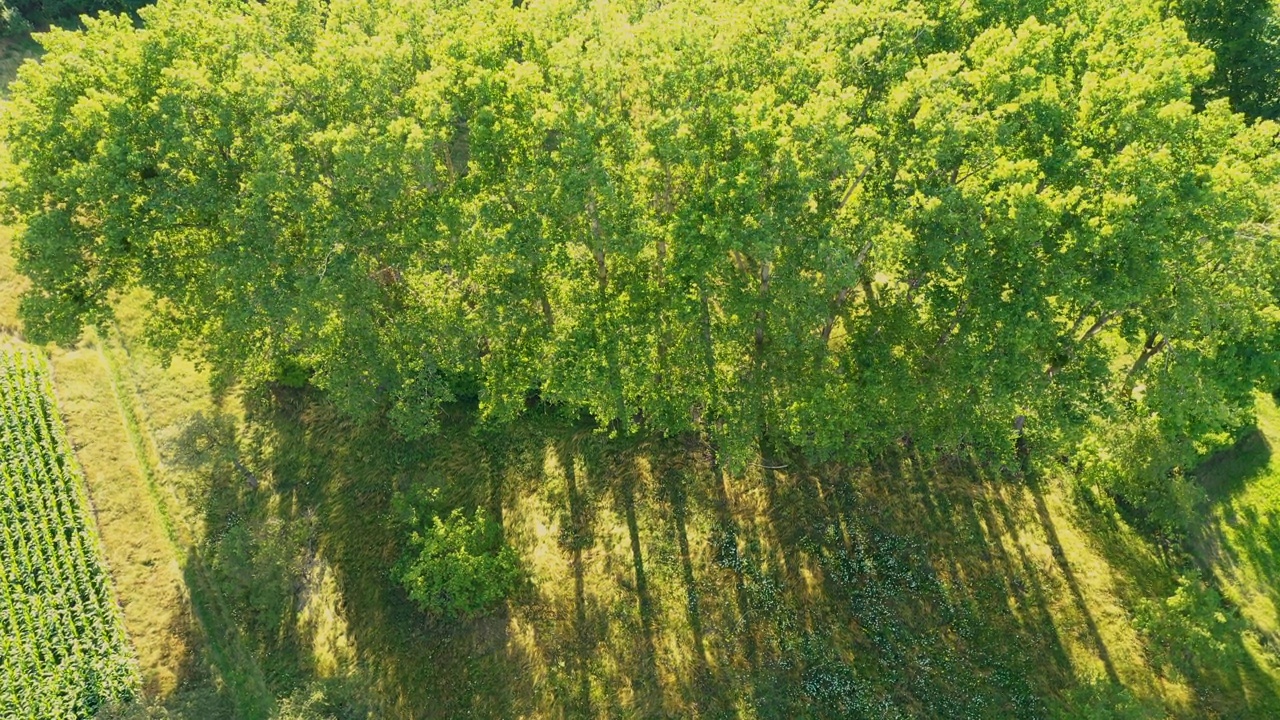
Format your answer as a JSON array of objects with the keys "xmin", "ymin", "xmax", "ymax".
[
  {"xmin": 1124, "ymin": 331, "xmax": 1168, "ymax": 390},
  {"xmin": 1046, "ymin": 305, "xmax": 1131, "ymax": 377},
  {"xmin": 820, "ymin": 240, "xmax": 873, "ymax": 343},
  {"xmin": 936, "ymin": 299, "xmax": 968, "ymax": 348}
]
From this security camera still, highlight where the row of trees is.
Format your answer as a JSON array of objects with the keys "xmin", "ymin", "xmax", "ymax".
[{"xmin": 3, "ymin": 0, "xmax": 1279, "ymax": 475}]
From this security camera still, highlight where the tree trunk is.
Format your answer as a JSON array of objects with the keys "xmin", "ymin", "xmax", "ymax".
[
  {"xmin": 655, "ymin": 239, "xmax": 670, "ymax": 391},
  {"xmin": 1124, "ymin": 331, "xmax": 1168, "ymax": 391},
  {"xmin": 753, "ymin": 260, "xmax": 772, "ymax": 438},
  {"xmin": 697, "ymin": 284, "xmax": 718, "ymax": 431},
  {"xmin": 587, "ymin": 194, "xmax": 626, "ymax": 430},
  {"xmin": 820, "ymin": 240, "xmax": 872, "ymax": 343},
  {"xmin": 540, "ymin": 291, "xmax": 555, "ymax": 329},
  {"xmin": 936, "ymin": 299, "xmax": 967, "ymax": 348},
  {"xmin": 1047, "ymin": 306, "xmax": 1127, "ymax": 377}
]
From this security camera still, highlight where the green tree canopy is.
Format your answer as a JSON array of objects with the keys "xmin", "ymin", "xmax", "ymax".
[
  {"xmin": 3, "ymin": 0, "xmax": 1278, "ymax": 471},
  {"xmin": 1175, "ymin": 0, "xmax": 1280, "ymax": 120}
]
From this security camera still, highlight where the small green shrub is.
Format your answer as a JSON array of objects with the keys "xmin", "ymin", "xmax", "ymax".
[
  {"xmin": 394, "ymin": 506, "xmax": 521, "ymax": 619},
  {"xmin": 272, "ymin": 684, "xmax": 339, "ymax": 720},
  {"xmin": 1134, "ymin": 574, "xmax": 1238, "ymax": 676},
  {"xmin": 1075, "ymin": 415, "xmax": 1206, "ymax": 540},
  {"xmin": 274, "ymin": 358, "xmax": 313, "ymax": 389}
]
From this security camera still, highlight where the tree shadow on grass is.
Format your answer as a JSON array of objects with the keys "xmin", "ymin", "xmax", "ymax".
[
  {"xmin": 155, "ymin": 387, "xmax": 1280, "ymax": 719},
  {"xmin": 1225, "ymin": 506, "xmax": 1280, "ymax": 623},
  {"xmin": 614, "ymin": 457, "xmax": 663, "ymax": 711},
  {"xmin": 931, "ymin": 454, "xmax": 1076, "ymax": 681},
  {"xmin": 166, "ymin": 392, "xmax": 531, "ymax": 718},
  {"xmin": 1025, "ymin": 479, "xmax": 1122, "ymax": 685},
  {"xmin": 265, "ymin": 402, "xmax": 528, "ymax": 720},
  {"xmin": 780, "ymin": 453, "xmax": 1056, "ymax": 717},
  {"xmin": 656, "ymin": 463, "xmax": 726, "ymax": 714},
  {"xmin": 1195, "ymin": 428, "xmax": 1272, "ymax": 502},
  {"xmin": 1066, "ymin": 483, "xmax": 1280, "ymax": 717},
  {"xmin": 143, "ymin": 601, "xmax": 240, "ymax": 719}
]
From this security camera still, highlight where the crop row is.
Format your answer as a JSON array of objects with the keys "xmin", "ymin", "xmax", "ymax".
[{"xmin": 0, "ymin": 347, "xmax": 137, "ymax": 719}]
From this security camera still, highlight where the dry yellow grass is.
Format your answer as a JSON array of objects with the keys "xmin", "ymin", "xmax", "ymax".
[{"xmin": 47, "ymin": 339, "xmax": 197, "ymax": 699}]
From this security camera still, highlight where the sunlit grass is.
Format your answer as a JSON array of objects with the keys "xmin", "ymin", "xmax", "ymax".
[{"xmin": 1197, "ymin": 393, "xmax": 1280, "ymax": 665}]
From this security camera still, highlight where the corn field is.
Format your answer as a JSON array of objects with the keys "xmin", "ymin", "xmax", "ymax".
[{"xmin": 0, "ymin": 347, "xmax": 137, "ymax": 718}]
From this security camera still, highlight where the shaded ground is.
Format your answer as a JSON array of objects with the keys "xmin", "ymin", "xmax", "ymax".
[{"xmin": 70, "ymin": 284, "xmax": 1280, "ymax": 719}]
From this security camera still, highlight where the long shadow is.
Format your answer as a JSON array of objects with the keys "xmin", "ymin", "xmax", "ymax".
[
  {"xmin": 1067, "ymin": 476, "xmax": 1280, "ymax": 717},
  {"xmin": 155, "ymin": 596, "xmax": 240, "ymax": 718},
  {"xmin": 758, "ymin": 437, "xmax": 805, "ymax": 614},
  {"xmin": 146, "ymin": 406, "xmax": 282, "ymax": 717},
  {"xmin": 1231, "ymin": 508, "xmax": 1280, "ymax": 613},
  {"xmin": 1195, "ymin": 427, "xmax": 1272, "ymax": 501},
  {"xmin": 954, "ymin": 459, "xmax": 1074, "ymax": 678},
  {"xmin": 912, "ymin": 451, "xmax": 1073, "ymax": 680},
  {"xmin": 149, "ymin": 379, "xmax": 1280, "ymax": 718},
  {"xmin": 556, "ymin": 439, "xmax": 595, "ymax": 718},
  {"xmin": 659, "ymin": 466, "xmax": 723, "ymax": 711},
  {"xmin": 902, "ymin": 449, "xmax": 987, "ymax": 597},
  {"xmin": 704, "ymin": 438, "xmax": 761, "ymax": 673},
  {"xmin": 617, "ymin": 461, "xmax": 663, "ymax": 708},
  {"xmin": 791, "ymin": 449, "xmax": 1073, "ymax": 716},
  {"xmin": 1027, "ymin": 480, "xmax": 1122, "ymax": 685}
]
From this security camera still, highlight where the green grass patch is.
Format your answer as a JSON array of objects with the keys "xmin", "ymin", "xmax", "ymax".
[{"xmin": 1190, "ymin": 393, "xmax": 1280, "ymax": 691}]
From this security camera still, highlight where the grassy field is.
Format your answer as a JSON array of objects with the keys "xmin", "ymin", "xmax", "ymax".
[{"xmin": 2, "ymin": 37, "xmax": 1280, "ymax": 720}]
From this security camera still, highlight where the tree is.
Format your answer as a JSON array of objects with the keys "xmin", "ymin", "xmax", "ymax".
[
  {"xmin": 1176, "ymin": 0, "xmax": 1280, "ymax": 119},
  {"xmin": 3, "ymin": 0, "xmax": 1276, "ymax": 475}
]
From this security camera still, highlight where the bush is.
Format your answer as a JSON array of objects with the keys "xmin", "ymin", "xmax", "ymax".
[
  {"xmin": 1074, "ymin": 414, "xmax": 1207, "ymax": 541},
  {"xmin": 394, "ymin": 506, "xmax": 521, "ymax": 619},
  {"xmin": 1133, "ymin": 574, "xmax": 1238, "ymax": 676},
  {"xmin": 272, "ymin": 684, "xmax": 338, "ymax": 720}
]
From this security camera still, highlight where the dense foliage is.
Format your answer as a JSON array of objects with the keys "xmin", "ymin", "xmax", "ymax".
[
  {"xmin": 2, "ymin": 0, "xmax": 1278, "ymax": 478},
  {"xmin": 394, "ymin": 506, "xmax": 521, "ymax": 619},
  {"xmin": 1175, "ymin": 0, "xmax": 1280, "ymax": 119},
  {"xmin": 0, "ymin": 0, "xmax": 147, "ymax": 37},
  {"xmin": 0, "ymin": 347, "xmax": 137, "ymax": 717}
]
